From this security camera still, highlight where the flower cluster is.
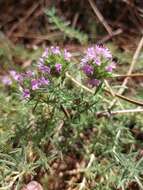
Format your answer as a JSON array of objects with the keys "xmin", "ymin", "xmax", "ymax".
[
  {"xmin": 81, "ymin": 45, "xmax": 116, "ymax": 87},
  {"xmin": 0, "ymin": 44, "xmax": 116, "ymax": 100},
  {"xmin": 38, "ymin": 46, "xmax": 71, "ymax": 76},
  {"xmin": 0, "ymin": 46, "xmax": 72, "ymax": 100}
]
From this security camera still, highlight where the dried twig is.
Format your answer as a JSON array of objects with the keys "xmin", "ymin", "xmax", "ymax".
[
  {"xmin": 11, "ymin": 32, "xmax": 63, "ymax": 41},
  {"xmin": 104, "ymin": 89, "xmax": 143, "ymax": 107},
  {"xmin": 104, "ymin": 79, "xmax": 115, "ymax": 97},
  {"xmin": 97, "ymin": 28, "xmax": 123, "ymax": 44},
  {"xmin": 72, "ymin": 13, "xmax": 79, "ymax": 28},
  {"xmin": 96, "ymin": 108, "xmax": 143, "ymax": 117},
  {"xmin": 111, "ymin": 73, "xmax": 143, "ymax": 78},
  {"xmin": 66, "ymin": 72, "xmax": 143, "ymax": 107},
  {"xmin": 7, "ymin": 2, "xmax": 40, "ymax": 36},
  {"xmin": 109, "ymin": 36, "xmax": 143, "ymax": 109},
  {"xmin": 104, "ymin": 80, "xmax": 124, "ymax": 109},
  {"xmin": 88, "ymin": 0, "xmax": 112, "ymax": 35},
  {"xmin": 79, "ymin": 154, "xmax": 95, "ymax": 190}
]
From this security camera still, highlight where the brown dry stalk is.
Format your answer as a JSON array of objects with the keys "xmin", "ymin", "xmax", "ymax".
[
  {"xmin": 66, "ymin": 72, "xmax": 143, "ymax": 107},
  {"xmin": 109, "ymin": 36, "xmax": 143, "ymax": 109},
  {"xmin": 104, "ymin": 80, "xmax": 123, "ymax": 109},
  {"xmin": 111, "ymin": 73, "xmax": 143, "ymax": 78},
  {"xmin": 104, "ymin": 88, "xmax": 143, "ymax": 107},
  {"xmin": 88, "ymin": 0, "xmax": 113, "ymax": 35},
  {"xmin": 7, "ymin": 2, "xmax": 41, "ymax": 36},
  {"xmin": 97, "ymin": 28, "xmax": 123, "ymax": 44},
  {"xmin": 79, "ymin": 154, "xmax": 95, "ymax": 190},
  {"xmin": 96, "ymin": 108, "xmax": 143, "ymax": 117},
  {"xmin": 12, "ymin": 32, "xmax": 62, "ymax": 40}
]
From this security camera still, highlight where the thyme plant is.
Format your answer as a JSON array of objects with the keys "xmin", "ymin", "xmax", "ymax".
[{"xmin": 1, "ymin": 45, "xmax": 143, "ymax": 190}]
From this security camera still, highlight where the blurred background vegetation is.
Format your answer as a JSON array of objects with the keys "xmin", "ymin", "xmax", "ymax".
[{"xmin": 0, "ymin": 0, "xmax": 143, "ymax": 69}]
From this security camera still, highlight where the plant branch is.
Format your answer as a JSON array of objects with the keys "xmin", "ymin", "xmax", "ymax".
[
  {"xmin": 66, "ymin": 72, "xmax": 143, "ymax": 107},
  {"xmin": 111, "ymin": 73, "xmax": 143, "ymax": 78},
  {"xmin": 79, "ymin": 154, "xmax": 95, "ymax": 190},
  {"xmin": 96, "ymin": 108, "xmax": 143, "ymax": 117}
]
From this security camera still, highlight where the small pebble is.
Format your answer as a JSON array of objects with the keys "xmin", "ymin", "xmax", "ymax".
[{"xmin": 21, "ymin": 181, "xmax": 43, "ymax": 190}]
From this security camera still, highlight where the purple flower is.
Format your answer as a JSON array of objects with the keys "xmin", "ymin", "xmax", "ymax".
[
  {"xmin": 25, "ymin": 70, "xmax": 35, "ymax": 77},
  {"xmin": 93, "ymin": 57, "xmax": 101, "ymax": 66},
  {"xmin": 22, "ymin": 89, "xmax": 30, "ymax": 99},
  {"xmin": 64, "ymin": 49, "xmax": 72, "ymax": 61},
  {"xmin": 38, "ymin": 77, "xmax": 49, "ymax": 86},
  {"xmin": 88, "ymin": 78, "xmax": 101, "ymax": 87},
  {"xmin": 38, "ymin": 57, "xmax": 45, "ymax": 65},
  {"xmin": 83, "ymin": 47, "xmax": 101, "ymax": 66},
  {"xmin": 95, "ymin": 45, "xmax": 112, "ymax": 59},
  {"xmin": 81, "ymin": 57, "xmax": 88, "ymax": 66},
  {"xmin": 51, "ymin": 46, "xmax": 61, "ymax": 55},
  {"xmin": 82, "ymin": 64, "xmax": 94, "ymax": 75},
  {"xmin": 1, "ymin": 76, "xmax": 12, "ymax": 85},
  {"xmin": 42, "ymin": 48, "xmax": 49, "ymax": 58},
  {"xmin": 38, "ymin": 64, "xmax": 51, "ymax": 74},
  {"xmin": 82, "ymin": 45, "xmax": 112, "ymax": 67},
  {"xmin": 31, "ymin": 79, "xmax": 39, "ymax": 90},
  {"xmin": 55, "ymin": 63, "xmax": 62, "ymax": 73},
  {"xmin": 9, "ymin": 70, "xmax": 23, "ymax": 82},
  {"xmin": 86, "ymin": 47, "xmax": 96, "ymax": 60},
  {"xmin": 105, "ymin": 62, "xmax": 116, "ymax": 72}
]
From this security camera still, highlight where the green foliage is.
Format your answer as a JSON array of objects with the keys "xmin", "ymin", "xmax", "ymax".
[
  {"xmin": 0, "ymin": 89, "xmax": 143, "ymax": 189},
  {"xmin": 45, "ymin": 8, "xmax": 88, "ymax": 44},
  {"xmin": 0, "ymin": 45, "xmax": 143, "ymax": 189}
]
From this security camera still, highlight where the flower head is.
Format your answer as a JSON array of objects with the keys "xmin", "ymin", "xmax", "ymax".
[
  {"xmin": 88, "ymin": 79, "xmax": 100, "ymax": 87},
  {"xmin": 42, "ymin": 48, "xmax": 49, "ymax": 58},
  {"xmin": 25, "ymin": 70, "xmax": 35, "ymax": 77},
  {"xmin": 51, "ymin": 46, "xmax": 61, "ymax": 55},
  {"xmin": 64, "ymin": 49, "xmax": 72, "ymax": 61},
  {"xmin": 22, "ymin": 89, "xmax": 30, "ymax": 99},
  {"xmin": 105, "ymin": 62, "xmax": 116, "ymax": 72},
  {"xmin": 81, "ymin": 44, "xmax": 115, "ymax": 88},
  {"xmin": 38, "ymin": 57, "xmax": 45, "ymax": 65},
  {"xmin": 1, "ymin": 76, "xmax": 12, "ymax": 85},
  {"xmin": 82, "ymin": 64, "xmax": 94, "ymax": 75},
  {"xmin": 95, "ymin": 45, "xmax": 112, "ymax": 59},
  {"xmin": 9, "ymin": 70, "xmax": 23, "ymax": 82},
  {"xmin": 55, "ymin": 63, "xmax": 62, "ymax": 73},
  {"xmin": 38, "ymin": 64, "xmax": 51, "ymax": 74},
  {"xmin": 38, "ymin": 77, "xmax": 49, "ymax": 86},
  {"xmin": 31, "ymin": 79, "xmax": 39, "ymax": 90}
]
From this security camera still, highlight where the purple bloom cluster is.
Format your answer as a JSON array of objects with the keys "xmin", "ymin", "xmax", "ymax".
[
  {"xmin": 82, "ymin": 64, "xmax": 94, "ymax": 75},
  {"xmin": 1, "ymin": 76, "xmax": 12, "ymax": 86},
  {"xmin": 1, "ymin": 45, "xmax": 116, "ymax": 99},
  {"xmin": 81, "ymin": 45, "xmax": 112, "ymax": 67},
  {"xmin": 51, "ymin": 46, "xmax": 61, "ymax": 55},
  {"xmin": 38, "ymin": 63, "xmax": 51, "ymax": 74},
  {"xmin": 1, "ymin": 70, "xmax": 23, "ymax": 86},
  {"xmin": 55, "ymin": 63, "xmax": 62, "ymax": 73},
  {"xmin": 10, "ymin": 70, "xmax": 23, "ymax": 82},
  {"xmin": 81, "ymin": 45, "xmax": 116, "ymax": 87},
  {"xmin": 37, "ymin": 46, "xmax": 72, "ymax": 76},
  {"xmin": 6, "ymin": 46, "xmax": 71, "ymax": 100},
  {"xmin": 22, "ymin": 89, "xmax": 30, "ymax": 99},
  {"xmin": 31, "ymin": 77, "xmax": 49, "ymax": 91},
  {"xmin": 88, "ymin": 78, "xmax": 100, "ymax": 87}
]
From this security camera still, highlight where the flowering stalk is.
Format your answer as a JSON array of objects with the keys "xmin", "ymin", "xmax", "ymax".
[
  {"xmin": 1, "ymin": 44, "xmax": 116, "ymax": 104},
  {"xmin": 81, "ymin": 44, "xmax": 116, "ymax": 87},
  {"xmin": 1, "ymin": 46, "xmax": 72, "ymax": 101}
]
